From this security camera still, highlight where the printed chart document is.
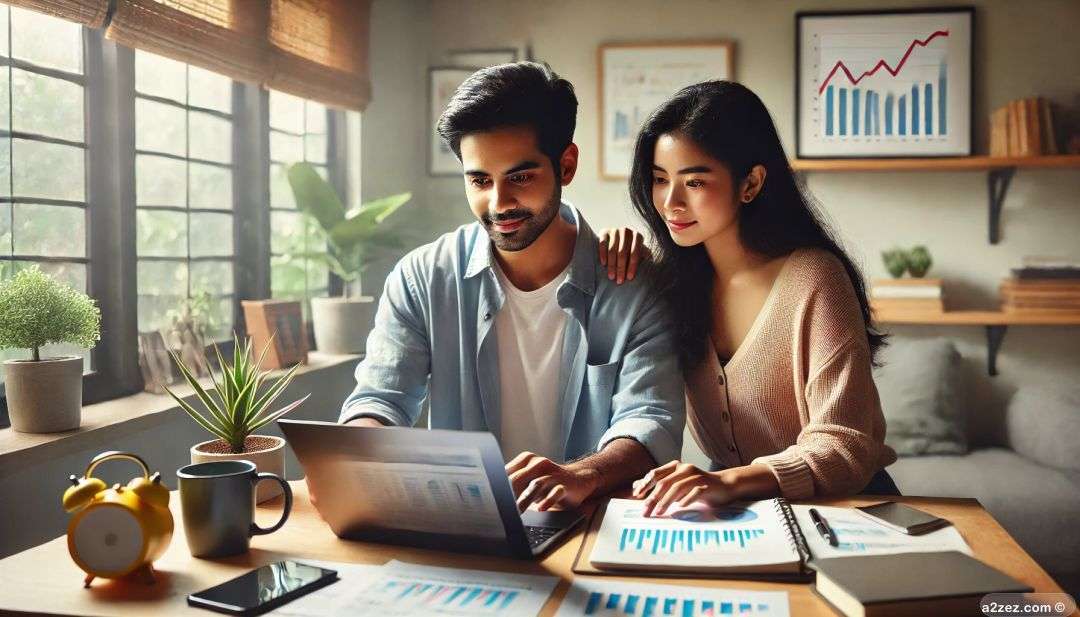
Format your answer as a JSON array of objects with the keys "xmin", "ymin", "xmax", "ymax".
[
  {"xmin": 555, "ymin": 578, "xmax": 790, "ymax": 617},
  {"xmin": 589, "ymin": 498, "xmax": 805, "ymax": 574},
  {"xmin": 791, "ymin": 504, "xmax": 971, "ymax": 559}
]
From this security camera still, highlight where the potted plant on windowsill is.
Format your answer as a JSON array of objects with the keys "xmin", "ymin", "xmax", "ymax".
[
  {"xmin": 165, "ymin": 336, "xmax": 309, "ymax": 503},
  {"xmin": 0, "ymin": 267, "xmax": 100, "ymax": 433},
  {"xmin": 285, "ymin": 162, "xmax": 411, "ymax": 354}
]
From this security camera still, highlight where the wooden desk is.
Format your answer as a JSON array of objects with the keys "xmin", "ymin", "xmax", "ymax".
[{"xmin": 0, "ymin": 481, "xmax": 1063, "ymax": 616}]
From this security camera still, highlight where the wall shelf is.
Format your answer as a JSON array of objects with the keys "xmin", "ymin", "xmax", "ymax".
[
  {"xmin": 875, "ymin": 309, "xmax": 1080, "ymax": 376},
  {"xmin": 790, "ymin": 154, "xmax": 1080, "ymax": 244}
]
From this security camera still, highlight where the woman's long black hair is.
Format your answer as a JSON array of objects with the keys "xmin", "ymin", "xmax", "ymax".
[{"xmin": 629, "ymin": 80, "xmax": 885, "ymax": 370}]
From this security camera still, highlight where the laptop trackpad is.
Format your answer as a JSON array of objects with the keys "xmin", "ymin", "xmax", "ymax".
[{"xmin": 521, "ymin": 508, "xmax": 584, "ymax": 529}]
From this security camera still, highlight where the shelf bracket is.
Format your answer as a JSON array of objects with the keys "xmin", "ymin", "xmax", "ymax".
[
  {"xmin": 988, "ymin": 167, "xmax": 1016, "ymax": 244},
  {"xmin": 985, "ymin": 325, "xmax": 1008, "ymax": 376}
]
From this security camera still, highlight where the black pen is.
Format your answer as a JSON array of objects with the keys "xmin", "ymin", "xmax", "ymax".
[{"xmin": 809, "ymin": 507, "xmax": 839, "ymax": 547}]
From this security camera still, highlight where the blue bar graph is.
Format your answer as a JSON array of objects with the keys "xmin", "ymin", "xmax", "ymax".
[
  {"xmin": 924, "ymin": 83, "xmax": 933, "ymax": 135},
  {"xmin": 617, "ymin": 527, "xmax": 766, "ymax": 554},
  {"xmin": 838, "ymin": 88, "xmax": 847, "ymax": 136},
  {"xmin": 378, "ymin": 578, "xmax": 531, "ymax": 614},
  {"xmin": 851, "ymin": 88, "xmax": 860, "ymax": 135},
  {"xmin": 899, "ymin": 95, "xmax": 907, "ymax": 135},
  {"xmin": 911, "ymin": 85, "xmax": 920, "ymax": 136},
  {"xmin": 825, "ymin": 85, "xmax": 834, "ymax": 136},
  {"xmin": 578, "ymin": 587, "xmax": 785, "ymax": 616},
  {"xmin": 884, "ymin": 93, "xmax": 893, "ymax": 135}
]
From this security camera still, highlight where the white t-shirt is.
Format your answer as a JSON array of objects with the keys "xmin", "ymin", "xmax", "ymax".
[{"xmin": 492, "ymin": 260, "xmax": 570, "ymax": 462}]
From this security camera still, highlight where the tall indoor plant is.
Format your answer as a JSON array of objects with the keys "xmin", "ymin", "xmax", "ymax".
[
  {"xmin": 165, "ymin": 336, "xmax": 309, "ymax": 502},
  {"xmin": 0, "ymin": 267, "xmax": 101, "ymax": 433},
  {"xmin": 285, "ymin": 162, "xmax": 411, "ymax": 354}
]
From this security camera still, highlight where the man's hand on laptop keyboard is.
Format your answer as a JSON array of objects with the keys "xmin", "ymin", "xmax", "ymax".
[{"xmin": 506, "ymin": 452, "xmax": 600, "ymax": 513}]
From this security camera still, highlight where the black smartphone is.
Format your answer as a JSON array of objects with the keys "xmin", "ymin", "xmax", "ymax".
[
  {"xmin": 187, "ymin": 560, "xmax": 339, "ymax": 616},
  {"xmin": 855, "ymin": 502, "xmax": 951, "ymax": 535}
]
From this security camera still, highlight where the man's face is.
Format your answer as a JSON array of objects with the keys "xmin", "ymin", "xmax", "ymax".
[{"xmin": 459, "ymin": 126, "xmax": 565, "ymax": 252}]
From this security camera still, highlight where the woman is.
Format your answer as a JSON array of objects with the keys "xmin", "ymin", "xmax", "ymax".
[{"xmin": 622, "ymin": 80, "xmax": 898, "ymax": 517}]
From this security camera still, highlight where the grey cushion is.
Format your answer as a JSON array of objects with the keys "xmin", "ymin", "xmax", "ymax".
[
  {"xmin": 1007, "ymin": 385, "xmax": 1080, "ymax": 472},
  {"xmin": 874, "ymin": 338, "xmax": 967, "ymax": 456}
]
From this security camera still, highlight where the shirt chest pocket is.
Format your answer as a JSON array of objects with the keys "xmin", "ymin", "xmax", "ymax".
[{"xmin": 583, "ymin": 361, "xmax": 619, "ymax": 420}]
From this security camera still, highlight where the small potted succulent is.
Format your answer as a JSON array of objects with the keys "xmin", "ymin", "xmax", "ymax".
[
  {"xmin": 881, "ymin": 247, "xmax": 909, "ymax": 279},
  {"xmin": 285, "ymin": 162, "xmax": 411, "ymax": 354},
  {"xmin": 165, "ymin": 336, "xmax": 308, "ymax": 502},
  {"xmin": 0, "ymin": 267, "xmax": 100, "ymax": 433},
  {"xmin": 906, "ymin": 245, "xmax": 934, "ymax": 278}
]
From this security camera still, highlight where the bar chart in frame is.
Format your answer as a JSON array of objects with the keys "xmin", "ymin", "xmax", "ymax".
[{"xmin": 797, "ymin": 10, "xmax": 972, "ymax": 157}]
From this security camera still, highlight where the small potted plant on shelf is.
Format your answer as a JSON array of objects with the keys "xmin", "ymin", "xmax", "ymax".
[
  {"xmin": 165, "ymin": 336, "xmax": 309, "ymax": 502},
  {"xmin": 0, "ymin": 267, "xmax": 100, "ymax": 433},
  {"xmin": 285, "ymin": 162, "xmax": 411, "ymax": 354}
]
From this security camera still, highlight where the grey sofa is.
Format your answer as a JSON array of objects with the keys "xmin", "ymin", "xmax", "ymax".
[{"xmin": 876, "ymin": 338, "xmax": 1080, "ymax": 595}]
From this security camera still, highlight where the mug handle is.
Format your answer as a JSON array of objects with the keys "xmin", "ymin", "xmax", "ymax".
[{"xmin": 250, "ymin": 472, "xmax": 293, "ymax": 536}]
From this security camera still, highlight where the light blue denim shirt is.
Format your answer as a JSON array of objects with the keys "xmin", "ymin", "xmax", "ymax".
[{"xmin": 340, "ymin": 203, "xmax": 685, "ymax": 465}]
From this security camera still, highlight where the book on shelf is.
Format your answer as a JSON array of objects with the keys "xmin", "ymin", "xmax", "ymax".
[
  {"xmin": 991, "ymin": 97, "xmax": 1058, "ymax": 157},
  {"xmin": 872, "ymin": 299, "xmax": 945, "ymax": 313},
  {"xmin": 871, "ymin": 279, "xmax": 944, "ymax": 312}
]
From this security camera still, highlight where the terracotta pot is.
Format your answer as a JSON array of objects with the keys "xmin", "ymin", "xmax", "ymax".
[
  {"xmin": 310, "ymin": 296, "xmax": 375, "ymax": 354},
  {"xmin": 190, "ymin": 435, "xmax": 286, "ymax": 503},
  {"xmin": 4, "ymin": 356, "xmax": 82, "ymax": 433}
]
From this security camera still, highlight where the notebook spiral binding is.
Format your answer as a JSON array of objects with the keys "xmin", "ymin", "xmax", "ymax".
[{"xmin": 774, "ymin": 498, "xmax": 813, "ymax": 573}]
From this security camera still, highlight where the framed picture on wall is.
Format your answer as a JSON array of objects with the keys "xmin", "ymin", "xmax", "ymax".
[
  {"xmin": 796, "ymin": 7, "xmax": 974, "ymax": 158},
  {"xmin": 446, "ymin": 47, "xmax": 519, "ymax": 68},
  {"xmin": 599, "ymin": 41, "xmax": 734, "ymax": 180},
  {"xmin": 429, "ymin": 66, "xmax": 480, "ymax": 176}
]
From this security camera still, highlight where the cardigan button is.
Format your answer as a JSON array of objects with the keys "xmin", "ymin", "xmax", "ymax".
[{"xmin": 717, "ymin": 373, "xmax": 725, "ymax": 385}]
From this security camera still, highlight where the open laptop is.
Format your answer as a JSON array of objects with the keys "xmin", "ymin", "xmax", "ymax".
[{"xmin": 278, "ymin": 419, "xmax": 586, "ymax": 559}]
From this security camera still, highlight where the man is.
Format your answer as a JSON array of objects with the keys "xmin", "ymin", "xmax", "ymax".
[{"xmin": 331, "ymin": 62, "xmax": 684, "ymax": 513}]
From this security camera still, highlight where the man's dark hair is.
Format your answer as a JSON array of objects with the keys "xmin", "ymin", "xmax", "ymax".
[{"xmin": 436, "ymin": 61, "xmax": 578, "ymax": 169}]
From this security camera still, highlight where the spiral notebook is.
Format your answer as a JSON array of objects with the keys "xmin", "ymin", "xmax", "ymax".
[{"xmin": 575, "ymin": 498, "xmax": 813, "ymax": 581}]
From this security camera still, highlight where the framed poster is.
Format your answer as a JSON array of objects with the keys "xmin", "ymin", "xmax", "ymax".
[
  {"xmin": 796, "ymin": 7, "xmax": 974, "ymax": 158},
  {"xmin": 447, "ymin": 47, "xmax": 519, "ymax": 68},
  {"xmin": 429, "ymin": 66, "xmax": 480, "ymax": 176},
  {"xmin": 599, "ymin": 41, "xmax": 734, "ymax": 180}
]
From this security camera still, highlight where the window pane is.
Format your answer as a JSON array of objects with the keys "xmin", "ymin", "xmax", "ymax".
[
  {"xmin": 11, "ymin": 259, "xmax": 86, "ymax": 291},
  {"xmin": 307, "ymin": 259, "xmax": 329, "ymax": 295},
  {"xmin": 347, "ymin": 110, "xmax": 361, "ymax": 209},
  {"xmin": 270, "ymin": 210, "xmax": 305, "ymax": 254},
  {"xmin": 305, "ymin": 102, "xmax": 327, "ymax": 134},
  {"xmin": 204, "ymin": 296, "xmax": 233, "ymax": 342},
  {"xmin": 313, "ymin": 164, "xmax": 329, "ymax": 181},
  {"xmin": 137, "ymin": 259, "xmax": 187, "ymax": 297},
  {"xmin": 188, "ymin": 212, "xmax": 232, "ymax": 257},
  {"xmin": 0, "ymin": 66, "xmax": 9, "ymax": 132},
  {"xmin": 0, "ymin": 6, "xmax": 9, "ymax": 57},
  {"xmin": 188, "ymin": 65, "xmax": 231, "ymax": 113},
  {"xmin": 189, "ymin": 163, "xmax": 232, "ymax": 210},
  {"xmin": 190, "ymin": 260, "xmax": 233, "ymax": 296},
  {"xmin": 0, "ymin": 203, "xmax": 9, "ymax": 250},
  {"xmin": 13, "ymin": 203, "xmax": 84, "ymax": 257},
  {"xmin": 136, "ymin": 154, "xmax": 186, "ymax": 207},
  {"xmin": 12, "ymin": 69, "xmax": 84, "ymax": 142},
  {"xmin": 270, "ymin": 131, "xmax": 303, "ymax": 163},
  {"xmin": 136, "ymin": 209, "xmax": 187, "ymax": 257},
  {"xmin": 269, "ymin": 90, "xmax": 304, "ymax": 133},
  {"xmin": 189, "ymin": 111, "xmax": 231, "ymax": 163},
  {"xmin": 134, "ymin": 49, "xmax": 186, "ymax": 103},
  {"xmin": 12, "ymin": 139, "xmax": 84, "ymax": 200},
  {"xmin": 135, "ymin": 98, "xmax": 185, "ymax": 156},
  {"xmin": 138, "ymin": 293, "xmax": 185, "ymax": 333},
  {"xmin": 269, "ymin": 163, "xmax": 294, "ymax": 209},
  {"xmin": 0, "ymin": 138, "xmax": 9, "ymax": 200},
  {"xmin": 304, "ymin": 133, "xmax": 327, "ymax": 164},
  {"xmin": 271, "ymin": 254, "xmax": 306, "ymax": 299},
  {"xmin": 10, "ymin": 7, "xmax": 81, "ymax": 74}
]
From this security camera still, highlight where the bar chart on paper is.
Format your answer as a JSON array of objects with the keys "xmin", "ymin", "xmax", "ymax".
[{"xmin": 555, "ymin": 579, "xmax": 790, "ymax": 617}]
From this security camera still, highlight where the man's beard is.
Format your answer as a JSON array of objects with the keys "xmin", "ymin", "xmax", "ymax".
[{"xmin": 481, "ymin": 186, "xmax": 561, "ymax": 252}]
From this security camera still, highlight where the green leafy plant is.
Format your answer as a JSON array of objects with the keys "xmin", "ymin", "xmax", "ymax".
[
  {"xmin": 906, "ymin": 245, "xmax": 933, "ymax": 278},
  {"xmin": 285, "ymin": 162, "xmax": 411, "ymax": 297},
  {"xmin": 0, "ymin": 266, "xmax": 101, "ymax": 361},
  {"xmin": 165, "ymin": 336, "xmax": 309, "ymax": 454},
  {"xmin": 881, "ymin": 248, "xmax": 909, "ymax": 279}
]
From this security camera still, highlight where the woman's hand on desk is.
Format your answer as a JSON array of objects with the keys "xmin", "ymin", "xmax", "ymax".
[
  {"xmin": 506, "ymin": 452, "xmax": 601, "ymax": 513},
  {"xmin": 631, "ymin": 462, "xmax": 781, "ymax": 517}
]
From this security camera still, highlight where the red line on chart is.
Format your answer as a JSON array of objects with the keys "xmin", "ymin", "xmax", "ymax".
[{"xmin": 817, "ymin": 30, "xmax": 949, "ymax": 95}]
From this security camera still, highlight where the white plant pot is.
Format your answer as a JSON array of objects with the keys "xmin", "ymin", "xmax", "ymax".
[
  {"xmin": 4, "ymin": 356, "xmax": 82, "ymax": 433},
  {"xmin": 190, "ymin": 435, "xmax": 286, "ymax": 503},
  {"xmin": 310, "ymin": 296, "xmax": 375, "ymax": 354}
]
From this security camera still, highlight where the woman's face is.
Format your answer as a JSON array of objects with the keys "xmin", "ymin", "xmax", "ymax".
[{"xmin": 651, "ymin": 132, "xmax": 739, "ymax": 248}]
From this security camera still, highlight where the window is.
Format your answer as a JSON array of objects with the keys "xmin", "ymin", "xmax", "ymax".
[
  {"xmin": 268, "ymin": 90, "xmax": 330, "ymax": 313},
  {"xmin": 134, "ymin": 50, "xmax": 235, "ymax": 342},
  {"xmin": 0, "ymin": 6, "xmax": 89, "ymax": 377}
]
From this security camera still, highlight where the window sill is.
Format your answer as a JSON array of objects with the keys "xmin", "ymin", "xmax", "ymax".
[{"xmin": 0, "ymin": 351, "xmax": 360, "ymax": 471}]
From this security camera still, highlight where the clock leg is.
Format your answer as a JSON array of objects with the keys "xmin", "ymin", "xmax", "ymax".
[
  {"xmin": 131, "ymin": 564, "xmax": 157, "ymax": 585},
  {"xmin": 83, "ymin": 574, "xmax": 95, "ymax": 588}
]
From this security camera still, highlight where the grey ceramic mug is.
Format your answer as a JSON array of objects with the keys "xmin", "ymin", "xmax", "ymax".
[{"xmin": 177, "ymin": 460, "xmax": 292, "ymax": 558}]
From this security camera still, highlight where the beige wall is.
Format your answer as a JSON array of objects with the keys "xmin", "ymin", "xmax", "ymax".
[{"xmin": 364, "ymin": 0, "xmax": 1080, "ymax": 460}]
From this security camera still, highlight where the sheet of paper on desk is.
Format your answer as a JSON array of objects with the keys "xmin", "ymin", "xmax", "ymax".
[
  {"xmin": 273, "ymin": 559, "xmax": 558, "ymax": 616},
  {"xmin": 791, "ymin": 504, "xmax": 972, "ymax": 560},
  {"xmin": 554, "ymin": 578, "xmax": 790, "ymax": 617}
]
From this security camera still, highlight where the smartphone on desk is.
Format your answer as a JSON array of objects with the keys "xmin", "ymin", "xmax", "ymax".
[
  {"xmin": 187, "ymin": 560, "xmax": 338, "ymax": 616},
  {"xmin": 855, "ymin": 501, "xmax": 951, "ymax": 535}
]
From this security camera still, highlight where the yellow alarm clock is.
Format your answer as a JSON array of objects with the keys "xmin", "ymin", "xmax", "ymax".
[{"xmin": 62, "ymin": 451, "xmax": 174, "ymax": 587}]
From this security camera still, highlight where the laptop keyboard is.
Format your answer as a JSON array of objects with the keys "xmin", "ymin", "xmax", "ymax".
[{"xmin": 524, "ymin": 525, "xmax": 561, "ymax": 548}]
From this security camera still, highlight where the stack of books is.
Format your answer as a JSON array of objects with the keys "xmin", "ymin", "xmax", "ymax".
[
  {"xmin": 870, "ymin": 278, "xmax": 944, "ymax": 314},
  {"xmin": 1001, "ymin": 260, "xmax": 1080, "ymax": 313},
  {"xmin": 989, "ymin": 97, "xmax": 1058, "ymax": 157}
]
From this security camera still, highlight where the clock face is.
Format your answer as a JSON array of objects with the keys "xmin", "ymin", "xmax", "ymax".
[{"xmin": 72, "ymin": 504, "xmax": 144, "ymax": 575}]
